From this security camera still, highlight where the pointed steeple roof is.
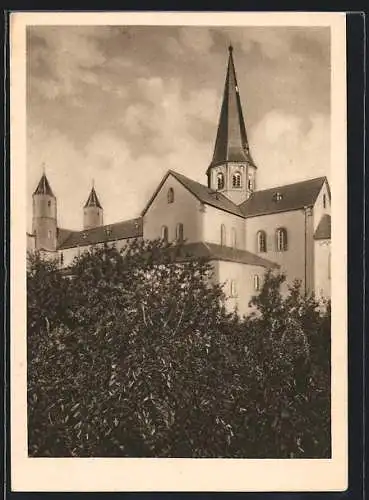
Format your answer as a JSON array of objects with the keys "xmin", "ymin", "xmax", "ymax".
[
  {"xmin": 209, "ymin": 46, "xmax": 255, "ymax": 170},
  {"xmin": 33, "ymin": 173, "xmax": 55, "ymax": 197},
  {"xmin": 84, "ymin": 185, "xmax": 102, "ymax": 209}
]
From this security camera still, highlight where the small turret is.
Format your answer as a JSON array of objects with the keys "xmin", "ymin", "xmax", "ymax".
[
  {"xmin": 83, "ymin": 182, "xmax": 103, "ymax": 230},
  {"xmin": 32, "ymin": 171, "xmax": 57, "ymax": 252}
]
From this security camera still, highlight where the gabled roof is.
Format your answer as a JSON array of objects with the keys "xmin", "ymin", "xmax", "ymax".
[
  {"xmin": 314, "ymin": 214, "xmax": 331, "ymax": 240},
  {"xmin": 141, "ymin": 170, "xmax": 244, "ymax": 218},
  {"xmin": 239, "ymin": 177, "xmax": 327, "ymax": 218},
  {"xmin": 208, "ymin": 46, "xmax": 255, "ymax": 171},
  {"xmin": 57, "ymin": 217, "xmax": 143, "ymax": 250},
  {"xmin": 33, "ymin": 173, "xmax": 55, "ymax": 197},
  {"xmin": 84, "ymin": 186, "xmax": 103, "ymax": 209},
  {"xmin": 171, "ymin": 242, "xmax": 279, "ymax": 268}
]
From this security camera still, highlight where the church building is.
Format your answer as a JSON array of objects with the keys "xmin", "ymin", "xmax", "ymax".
[{"xmin": 28, "ymin": 46, "xmax": 331, "ymax": 315}]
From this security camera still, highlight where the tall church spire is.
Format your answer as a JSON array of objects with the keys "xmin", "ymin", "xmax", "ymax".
[
  {"xmin": 210, "ymin": 45, "xmax": 255, "ymax": 169},
  {"xmin": 207, "ymin": 46, "xmax": 257, "ymax": 204}
]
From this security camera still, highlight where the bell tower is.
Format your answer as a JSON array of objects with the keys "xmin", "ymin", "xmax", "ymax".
[
  {"xmin": 32, "ymin": 170, "xmax": 57, "ymax": 252},
  {"xmin": 207, "ymin": 46, "xmax": 257, "ymax": 205},
  {"xmin": 83, "ymin": 182, "xmax": 103, "ymax": 230}
]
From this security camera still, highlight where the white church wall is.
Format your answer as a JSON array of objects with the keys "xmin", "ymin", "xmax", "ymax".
[
  {"xmin": 212, "ymin": 260, "xmax": 266, "ymax": 316},
  {"xmin": 245, "ymin": 209, "xmax": 308, "ymax": 293},
  {"xmin": 143, "ymin": 174, "xmax": 203, "ymax": 244},
  {"xmin": 202, "ymin": 205, "xmax": 245, "ymax": 249},
  {"xmin": 314, "ymin": 240, "xmax": 331, "ymax": 299}
]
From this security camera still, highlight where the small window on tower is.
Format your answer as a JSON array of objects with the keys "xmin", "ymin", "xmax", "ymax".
[
  {"xmin": 48, "ymin": 230, "xmax": 52, "ymax": 239},
  {"xmin": 232, "ymin": 172, "xmax": 242, "ymax": 188},
  {"xmin": 167, "ymin": 188, "xmax": 174, "ymax": 204},
  {"xmin": 323, "ymin": 194, "xmax": 326, "ymax": 208},
  {"xmin": 48, "ymin": 200, "xmax": 51, "ymax": 207},
  {"xmin": 248, "ymin": 174, "xmax": 254, "ymax": 192},
  {"xmin": 217, "ymin": 173, "xmax": 225, "ymax": 190}
]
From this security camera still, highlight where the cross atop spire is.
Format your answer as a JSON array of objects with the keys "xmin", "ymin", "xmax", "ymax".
[
  {"xmin": 33, "ymin": 172, "xmax": 55, "ymax": 197},
  {"xmin": 84, "ymin": 185, "xmax": 102, "ymax": 209},
  {"xmin": 208, "ymin": 46, "xmax": 255, "ymax": 171}
]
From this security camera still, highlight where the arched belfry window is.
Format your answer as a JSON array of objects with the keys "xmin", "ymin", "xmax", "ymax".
[
  {"xmin": 176, "ymin": 223, "xmax": 184, "ymax": 243},
  {"xmin": 217, "ymin": 172, "xmax": 225, "ymax": 190},
  {"xmin": 257, "ymin": 230, "xmax": 267, "ymax": 253},
  {"xmin": 220, "ymin": 224, "xmax": 227, "ymax": 246},
  {"xmin": 276, "ymin": 227, "xmax": 288, "ymax": 251},
  {"xmin": 232, "ymin": 172, "xmax": 242, "ymax": 188},
  {"xmin": 167, "ymin": 188, "xmax": 174, "ymax": 204},
  {"xmin": 161, "ymin": 225, "xmax": 168, "ymax": 243}
]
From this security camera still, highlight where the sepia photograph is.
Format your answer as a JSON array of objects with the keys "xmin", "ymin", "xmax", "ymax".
[{"xmin": 11, "ymin": 11, "xmax": 347, "ymax": 492}]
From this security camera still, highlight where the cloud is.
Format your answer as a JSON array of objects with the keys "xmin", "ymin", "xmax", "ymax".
[
  {"xmin": 250, "ymin": 110, "xmax": 330, "ymax": 188},
  {"xmin": 28, "ymin": 26, "xmax": 107, "ymax": 100}
]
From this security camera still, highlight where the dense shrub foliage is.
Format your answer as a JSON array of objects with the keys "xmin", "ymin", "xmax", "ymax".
[{"xmin": 27, "ymin": 241, "xmax": 331, "ymax": 458}]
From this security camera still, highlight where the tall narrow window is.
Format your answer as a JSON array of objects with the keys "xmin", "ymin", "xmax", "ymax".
[
  {"xmin": 231, "ymin": 228, "xmax": 237, "ymax": 248},
  {"xmin": 217, "ymin": 172, "xmax": 225, "ymax": 190},
  {"xmin": 48, "ymin": 230, "xmax": 52, "ymax": 239},
  {"xmin": 232, "ymin": 172, "xmax": 242, "ymax": 188},
  {"xmin": 230, "ymin": 280, "xmax": 237, "ymax": 297},
  {"xmin": 248, "ymin": 174, "xmax": 254, "ymax": 192},
  {"xmin": 161, "ymin": 225, "xmax": 168, "ymax": 243},
  {"xmin": 47, "ymin": 200, "xmax": 51, "ymax": 207},
  {"xmin": 220, "ymin": 224, "xmax": 227, "ymax": 246},
  {"xmin": 323, "ymin": 194, "xmax": 326, "ymax": 208},
  {"xmin": 254, "ymin": 275, "xmax": 261, "ymax": 291},
  {"xmin": 276, "ymin": 228, "xmax": 288, "ymax": 251},
  {"xmin": 167, "ymin": 187, "xmax": 174, "ymax": 204},
  {"xmin": 60, "ymin": 252, "xmax": 64, "ymax": 266},
  {"xmin": 257, "ymin": 230, "xmax": 267, "ymax": 253},
  {"xmin": 176, "ymin": 223, "xmax": 184, "ymax": 242}
]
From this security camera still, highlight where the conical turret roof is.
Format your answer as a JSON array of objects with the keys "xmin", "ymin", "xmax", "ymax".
[
  {"xmin": 209, "ymin": 46, "xmax": 255, "ymax": 171},
  {"xmin": 84, "ymin": 186, "xmax": 102, "ymax": 209},
  {"xmin": 33, "ymin": 173, "xmax": 55, "ymax": 197}
]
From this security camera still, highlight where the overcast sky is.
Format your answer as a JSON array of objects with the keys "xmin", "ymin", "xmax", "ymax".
[{"xmin": 27, "ymin": 25, "xmax": 331, "ymax": 230}]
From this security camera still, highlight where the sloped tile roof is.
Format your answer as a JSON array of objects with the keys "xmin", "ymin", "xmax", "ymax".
[
  {"xmin": 171, "ymin": 242, "xmax": 279, "ymax": 268},
  {"xmin": 314, "ymin": 213, "xmax": 331, "ymax": 240},
  {"xmin": 33, "ymin": 173, "xmax": 55, "ymax": 197},
  {"xmin": 57, "ymin": 228, "xmax": 77, "ymax": 247},
  {"xmin": 239, "ymin": 177, "xmax": 327, "ymax": 217},
  {"xmin": 142, "ymin": 170, "xmax": 244, "ymax": 218},
  {"xmin": 57, "ymin": 217, "xmax": 143, "ymax": 250}
]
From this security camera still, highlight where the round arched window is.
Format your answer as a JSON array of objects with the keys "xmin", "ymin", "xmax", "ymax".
[
  {"xmin": 167, "ymin": 188, "xmax": 174, "ymax": 204},
  {"xmin": 232, "ymin": 172, "xmax": 242, "ymax": 188}
]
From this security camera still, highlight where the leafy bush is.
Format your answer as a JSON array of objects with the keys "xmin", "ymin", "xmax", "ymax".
[{"xmin": 27, "ymin": 241, "xmax": 330, "ymax": 458}]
